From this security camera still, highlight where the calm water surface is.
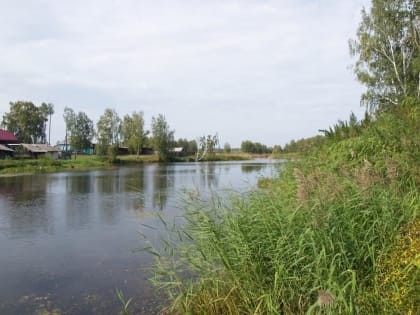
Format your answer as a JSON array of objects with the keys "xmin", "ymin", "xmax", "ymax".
[{"xmin": 0, "ymin": 160, "xmax": 281, "ymax": 314}]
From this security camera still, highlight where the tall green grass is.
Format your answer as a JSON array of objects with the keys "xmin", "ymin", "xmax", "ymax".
[
  {"xmin": 0, "ymin": 155, "xmax": 108, "ymax": 174},
  {"xmin": 147, "ymin": 104, "xmax": 419, "ymax": 314}
]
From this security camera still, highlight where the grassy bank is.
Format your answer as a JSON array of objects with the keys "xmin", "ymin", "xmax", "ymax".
[
  {"xmin": 0, "ymin": 152, "xmax": 254, "ymax": 175},
  {"xmin": 0, "ymin": 155, "xmax": 110, "ymax": 175},
  {"xmin": 147, "ymin": 102, "xmax": 420, "ymax": 314}
]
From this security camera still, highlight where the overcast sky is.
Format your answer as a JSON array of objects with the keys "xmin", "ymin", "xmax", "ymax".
[{"xmin": 0, "ymin": 0, "xmax": 370, "ymax": 147}]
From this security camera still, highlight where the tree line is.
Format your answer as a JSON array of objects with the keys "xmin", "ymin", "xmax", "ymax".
[
  {"xmin": 1, "ymin": 104, "xmax": 226, "ymax": 161},
  {"xmin": 2, "ymin": 102, "xmax": 288, "ymax": 160}
]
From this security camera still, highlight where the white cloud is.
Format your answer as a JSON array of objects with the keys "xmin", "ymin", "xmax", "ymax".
[{"xmin": 0, "ymin": 0, "xmax": 369, "ymax": 146}]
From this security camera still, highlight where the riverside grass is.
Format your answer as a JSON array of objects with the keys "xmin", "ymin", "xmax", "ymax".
[
  {"xmin": 0, "ymin": 155, "xmax": 109, "ymax": 174},
  {"xmin": 147, "ymin": 104, "xmax": 420, "ymax": 314}
]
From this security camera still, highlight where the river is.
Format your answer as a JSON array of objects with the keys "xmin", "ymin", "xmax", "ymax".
[{"xmin": 0, "ymin": 159, "xmax": 281, "ymax": 314}]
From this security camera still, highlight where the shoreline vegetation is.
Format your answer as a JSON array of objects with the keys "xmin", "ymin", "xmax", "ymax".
[
  {"xmin": 142, "ymin": 4, "xmax": 420, "ymax": 313},
  {"xmin": 146, "ymin": 99, "xmax": 420, "ymax": 315},
  {"xmin": 0, "ymin": 152, "xmax": 293, "ymax": 176}
]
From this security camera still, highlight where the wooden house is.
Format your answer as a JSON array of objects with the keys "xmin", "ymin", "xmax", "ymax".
[
  {"xmin": 12, "ymin": 144, "xmax": 62, "ymax": 159},
  {"xmin": 0, "ymin": 144, "xmax": 14, "ymax": 159}
]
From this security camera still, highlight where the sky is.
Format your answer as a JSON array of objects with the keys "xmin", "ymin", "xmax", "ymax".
[{"xmin": 0, "ymin": 0, "xmax": 370, "ymax": 147}]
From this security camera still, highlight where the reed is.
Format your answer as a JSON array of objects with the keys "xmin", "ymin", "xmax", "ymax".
[{"xmin": 146, "ymin": 108, "xmax": 420, "ymax": 314}]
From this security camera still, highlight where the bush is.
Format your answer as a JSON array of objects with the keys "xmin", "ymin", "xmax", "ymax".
[{"xmin": 146, "ymin": 100, "xmax": 420, "ymax": 314}]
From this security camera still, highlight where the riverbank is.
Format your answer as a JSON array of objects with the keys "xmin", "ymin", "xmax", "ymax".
[
  {"xmin": 0, "ymin": 152, "xmax": 259, "ymax": 175},
  {"xmin": 148, "ymin": 103, "xmax": 420, "ymax": 314}
]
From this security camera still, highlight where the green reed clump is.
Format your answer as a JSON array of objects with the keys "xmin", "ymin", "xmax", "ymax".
[{"xmin": 148, "ymin": 104, "xmax": 419, "ymax": 314}]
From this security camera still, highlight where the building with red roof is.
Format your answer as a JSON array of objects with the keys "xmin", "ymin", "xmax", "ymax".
[{"xmin": 0, "ymin": 129, "xmax": 18, "ymax": 145}]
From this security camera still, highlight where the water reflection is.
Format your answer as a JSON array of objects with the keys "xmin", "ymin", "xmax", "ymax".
[
  {"xmin": 65, "ymin": 173, "xmax": 94, "ymax": 194},
  {"xmin": 199, "ymin": 163, "xmax": 219, "ymax": 188},
  {"xmin": 0, "ymin": 160, "xmax": 280, "ymax": 315},
  {"xmin": 151, "ymin": 164, "xmax": 175, "ymax": 210},
  {"xmin": 241, "ymin": 163, "xmax": 266, "ymax": 173},
  {"xmin": 0, "ymin": 176, "xmax": 53, "ymax": 238}
]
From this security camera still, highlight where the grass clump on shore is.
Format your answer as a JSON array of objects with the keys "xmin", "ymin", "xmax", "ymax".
[
  {"xmin": 147, "ymin": 100, "xmax": 419, "ymax": 314},
  {"xmin": 0, "ymin": 155, "xmax": 108, "ymax": 174}
]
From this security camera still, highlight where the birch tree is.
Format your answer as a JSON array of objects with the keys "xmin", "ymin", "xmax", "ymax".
[{"xmin": 349, "ymin": 0, "xmax": 419, "ymax": 111}]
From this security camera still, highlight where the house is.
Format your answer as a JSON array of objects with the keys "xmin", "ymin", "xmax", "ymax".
[
  {"xmin": 0, "ymin": 144, "xmax": 14, "ymax": 159},
  {"xmin": 11, "ymin": 144, "xmax": 62, "ymax": 160},
  {"xmin": 141, "ymin": 147, "xmax": 155, "ymax": 155},
  {"xmin": 117, "ymin": 146, "xmax": 129, "ymax": 155},
  {"xmin": 56, "ymin": 143, "xmax": 94, "ymax": 155},
  {"xmin": 0, "ymin": 129, "xmax": 18, "ymax": 145},
  {"xmin": 170, "ymin": 147, "xmax": 186, "ymax": 156}
]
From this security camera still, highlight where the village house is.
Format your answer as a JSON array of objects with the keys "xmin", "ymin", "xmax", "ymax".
[
  {"xmin": 10, "ymin": 144, "xmax": 62, "ymax": 160},
  {"xmin": 0, "ymin": 129, "xmax": 18, "ymax": 145},
  {"xmin": 0, "ymin": 144, "xmax": 14, "ymax": 159},
  {"xmin": 0, "ymin": 129, "xmax": 18, "ymax": 159}
]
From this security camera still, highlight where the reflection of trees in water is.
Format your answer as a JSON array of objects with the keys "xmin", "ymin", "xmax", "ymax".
[
  {"xmin": 66, "ymin": 174, "xmax": 93, "ymax": 194},
  {"xmin": 200, "ymin": 162, "xmax": 219, "ymax": 189},
  {"xmin": 64, "ymin": 174, "xmax": 94, "ymax": 229},
  {"xmin": 96, "ymin": 172, "xmax": 122, "ymax": 194},
  {"xmin": 95, "ymin": 172, "xmax": 123, "ymax": 225},
  {"xmin": 241, "ymin": 163, "xmax": 266, "ymax": 174},
  {"xmin": 124, "ymin": 169, "xmax": 146, "ymax": 215},
  {"xmin": 0, "ymin": 175, "xmax": 54, "ymax": 237},
  {"xmin": 152, "ymin": 164, "xmax": 174, "ymax": 210}
]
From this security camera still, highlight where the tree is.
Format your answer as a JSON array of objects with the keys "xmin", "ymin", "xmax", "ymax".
[
  {"xmin": 96, "ymin": 109, "xmax": 121, "ymax": 155},
  {"xmin": 1, "ymin": 101, "xmax": 47, "ymax": 143},
  {"xmin": 40, "ymin": 103, "xmax": 54, "ymax": 144},
  {"xmin": 72, "ymin": 112, "xmax": 94, "ymax": 153},
  {"xmin": 272, "ymin": 145, "xmax": 282, "ymax": 155},
  {"xmin": 241, "ymin": 140, "xmax": 270, "ymax": 154},
  {"xmin": 196, "ymin": 134, "xmax": 219, "ymax": 161},
  {"xmin": 349, "ymin": 0, "xmax": 420, "ymax": 111},
  {"xmin": 223, "ymin": 142, "xmax": 231, "ymax": 153},
  {"xmin": 63, "ymin": 107, "xmax": 94, "ymax": 157},
  {"xmin": 63, "ymin": 107, "xmax": 76, "ymax": 151},
  {"xmin": 151, "ymin": 114, "xmax": 174, "ymax": 161},
  {"xmin": 121, "ymin": 111, "xmax": 147, "ymax": 155}
]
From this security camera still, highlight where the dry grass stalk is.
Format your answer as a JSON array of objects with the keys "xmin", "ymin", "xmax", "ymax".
[
  {"xmin": 317, "ymin": 290, "xmax": 335, "ymax": 308},
  {"xmin": 294, "ymin": 168, "xmax": 309, "ymax": 202},
  {"xmin": 385, "ymin": 158, "xmax": 399, "ymax": 180},
  {"xmin": 354, "ymin": 159, "xmax": 382, "ymax": 190}
]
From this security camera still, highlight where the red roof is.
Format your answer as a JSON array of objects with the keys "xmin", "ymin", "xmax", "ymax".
[{"xmin": 0, "ymin": 129, "xmax": 18, "ymax": 142}]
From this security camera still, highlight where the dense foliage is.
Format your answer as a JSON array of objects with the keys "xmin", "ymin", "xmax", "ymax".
[
  {"xmin": 146, "ymin": 1, "xmax": 420, "ymax": 314},
  {"xmin": 151, "ymin": 114, "xmax": 175, "ymax": 162},
  {"xmin": 148, "ymin": 97, "xmax": 420, "ymax": 315},
  {"xmin": 63, "ymin": 107, "xmax": 95, "ymax": 153},
  {"xmin": 349, "ymin": 0, "xmax": 419, "ymax": 111},
  {"xmin": 121, "ymin": 111, "xmax": 147, "ymax": 155},
  {"xmin": 241, "ymin": 140, "xmax": 272, "ymax": 154},
  {"xmin": 1, "ymin": 101, "xmax": 49, "ymax": 143}
]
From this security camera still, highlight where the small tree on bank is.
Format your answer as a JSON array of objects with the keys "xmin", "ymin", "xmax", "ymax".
[
  {"xmin": 96, "ymin": 109, "xmax": 121, "ymax": 159},
  {"xmin": 151, "ymin": 114, "xmax": 174, "ymax": 162}
]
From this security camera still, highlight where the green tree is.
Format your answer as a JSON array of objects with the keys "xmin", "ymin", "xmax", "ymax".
[
  {"xmin": 72, "ymin": 112, "xmax": 94, "ymax": 154},
  {"xmin": 63, "ymin": 107, "xmax": 94, "ymax": 156},
  {"xmin": 1, "ymin": 101, "xmax": 47, "ymax": 143},
  {"xmin": 349, "ymin": 0, "xmax": 420, "ymax": 111},
  {"xmin": 121, "ymin": 111, "xmax": 147, "ymax": 155},
  {"xmin": 151, "ymin": 114, "xmax": 174, "ymax": 161},
  {"xmin": 272, "ymin": 145, "xmax": 282, "ymax": 155},
  {"xmin": 40, "ymin": 103, "xmax": 54, "ymax": 145},
  {"xmin": 63, "ymin": 107, "xmax": 76, "ymax": 151},
  {"xmin": 223, "ymin": 142, "xmax": 231, "ymax": 153},
  {"xmin": 96, "ymin": 109, "xmax": 121, "ymax": 156}
]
